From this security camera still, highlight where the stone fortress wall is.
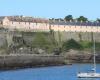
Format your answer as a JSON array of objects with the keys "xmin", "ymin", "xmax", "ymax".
[
  {"xmin": 0, "ymin": 16, "xmax": 100, "ymax": 47},
  {"xmin": 50, "ymin": 24, "xmax": 100, "ymax": 42}
]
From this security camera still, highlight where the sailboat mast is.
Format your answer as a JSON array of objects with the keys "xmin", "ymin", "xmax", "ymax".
[{"xmin": 93, "ymin": 33, "xmax": 96, "ymax": 72}]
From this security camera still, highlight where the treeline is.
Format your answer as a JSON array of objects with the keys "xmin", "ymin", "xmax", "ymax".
[{"xmin": 49, "ymin": 15, "xmax": 100, "ymax": 22}]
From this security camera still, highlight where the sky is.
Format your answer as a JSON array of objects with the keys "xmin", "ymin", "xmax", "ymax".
[{"xmin": 0, "ymin": 0, "xmax": 100, "ymax": 20}]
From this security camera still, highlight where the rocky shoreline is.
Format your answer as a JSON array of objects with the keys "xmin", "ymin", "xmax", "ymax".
[
  {"xmin": 0, "ymin": 54, "xmax": 65, "ymax": 70},
  {"xmin": 64, "ymin": 50, "xmax": 100, "ymax": 63},
  {"xmin": 0, "ymin": 51, "xmax": 100, "ymax": 70}
]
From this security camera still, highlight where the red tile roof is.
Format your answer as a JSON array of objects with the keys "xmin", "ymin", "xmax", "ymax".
[{"xmin": 7, "ymin": 16, "xmax": 49, "ymax": 23}]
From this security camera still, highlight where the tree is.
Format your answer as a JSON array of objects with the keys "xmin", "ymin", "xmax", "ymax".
[
  {"xmin": 64, "ymin": 15, "xmax": 73, "ymax": 22},
  {"xmin": 77, "ymin": 16, "xmax": 88, "ymax": 22},
  {"xmin": 96, "ymin": 18, "xmax": 100, "ymax": 22}
]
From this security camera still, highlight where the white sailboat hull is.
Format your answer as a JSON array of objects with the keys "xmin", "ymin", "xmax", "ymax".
[
  {"xmin": 77, "ymin": 72, "xmax": 100, "ymax": 78},
  {"xmin": 77, "ymin": 34, "xmax": 100, "ymax": 78}
]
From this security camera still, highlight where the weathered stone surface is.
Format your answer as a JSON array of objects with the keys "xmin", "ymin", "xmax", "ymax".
[
  {"xmin": 64, "ymin": 50, "xmax": 100, "ymax": 63},
  {"xmin": 0, "ymin": 54, "xmax": 64, "ymax": 70}
]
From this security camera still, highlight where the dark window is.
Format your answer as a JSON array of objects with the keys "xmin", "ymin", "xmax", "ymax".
[
  {"xmin": 29, "ymin": 22, "xmax": 30, "ymax": 25},
  {"xmin": 36, "ymin": 22, "xmax": 37, "ymax": 25}
]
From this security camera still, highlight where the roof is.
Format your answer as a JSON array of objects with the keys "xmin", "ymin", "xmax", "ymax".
[
  {"xmin": 7, "ymin": 16, "xmax": 49, "ymax": 23},
  {"xmin": 49, "ymin": 21, "xmax": 100, "ymax": 26},
  {"xmin": 0, "ymin": 16, "xmax": 5, "ymax": 21}
]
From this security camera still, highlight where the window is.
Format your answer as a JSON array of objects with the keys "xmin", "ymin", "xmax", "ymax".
[
  {"xmin": 29, "ymin": 22, "xmax": 30, "ymax": 25},
  {"xmin": 36, "ymin": 22, "xmax": 37, "ymax": 25}
]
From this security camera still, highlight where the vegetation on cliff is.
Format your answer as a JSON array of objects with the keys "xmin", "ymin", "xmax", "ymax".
[
  {"xmin": 62, "ymin": 39, "xmax": 100, "ymax": 52},
  {"xmin": 32, "ymin": 32, "xmax": 56, "ymax": 53},
  {"xmin": 63, "ymin": 39, "xmax": 83, "ymax": 51},
  {"xmin": 1, "ymin": 30, "xmax": 100, "ymax": 54},
  {"xmin": 80, "ymin": 41, "xmax": 100, "ymax": 51}
]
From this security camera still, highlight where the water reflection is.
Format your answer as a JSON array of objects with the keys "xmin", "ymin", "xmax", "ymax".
[
  {"xmin": 77, "ymin": 78, "xmax": 98, "ymax": 80},
  {"xmin": 0, "ymin": 64, "xmax": 100, "ymax": 80}
]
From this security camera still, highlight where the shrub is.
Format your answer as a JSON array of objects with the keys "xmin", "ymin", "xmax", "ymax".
[
  {"xmin": 32, "ymin": 32, "xmax": 56, "ymax": 53},
  {"xmin": 63, "ymin": 39, "xmax": 83, "ymax": 51}
]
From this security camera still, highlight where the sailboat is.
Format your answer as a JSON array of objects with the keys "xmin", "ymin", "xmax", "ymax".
[{"xmin": 77, "ymin": 34, "xmax": 100, "ymax": 78}]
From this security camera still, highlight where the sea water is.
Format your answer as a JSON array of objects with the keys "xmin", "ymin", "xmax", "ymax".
[{"xmin": 0, "ymin": 64, "xmax": 100, "ymax": 80}]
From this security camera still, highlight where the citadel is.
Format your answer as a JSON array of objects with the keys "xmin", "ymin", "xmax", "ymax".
[
  {"xmin": 0, "ymin": 15, "xmax": 100, "ymax": 48},
  {"xmin": 0, "ymin": 15, "xmax": 100, "ymax": 32}
]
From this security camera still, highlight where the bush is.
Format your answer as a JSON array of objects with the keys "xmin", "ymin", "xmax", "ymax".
[
  {"xmin": 32, "ymin": 32, "xmax": 56, "ymax": 53},
  {"xmin": 80, "ymin": 41, "xmax": 100, "ymax": 51},
  {"xmin": 63, "ymin": 39, "xmax": 83, "ymax": 51}
]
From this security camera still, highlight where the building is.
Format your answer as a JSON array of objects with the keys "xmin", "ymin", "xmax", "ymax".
[
  {"xmin": 0, "ymin": 16, "xmax": 50, "ymax": 31},
  {"xmin": 0, "ymin": 16, "xmax": 100, "ymax": 32}
]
